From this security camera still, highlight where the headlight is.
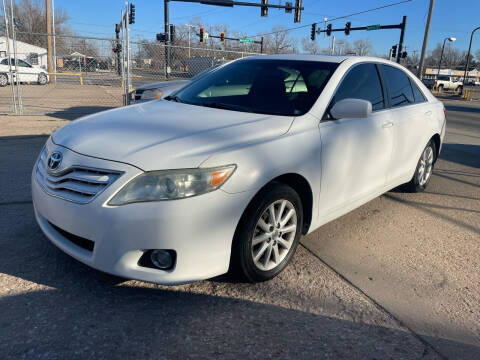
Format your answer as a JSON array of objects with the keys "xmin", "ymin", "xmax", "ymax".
[
  {"xmin": 108, "ymin": 165, "xmax": 236, "ymax": 205},
  {"xmin": 140, "ymin": 88, "xmax": 163, "ymax": 100}
]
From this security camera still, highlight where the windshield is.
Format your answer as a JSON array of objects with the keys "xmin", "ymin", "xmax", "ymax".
[
  {"xmin": 171, "ymin": 59, "xmax": 338, "ymax": 116},
  {"xmin": 190, "ymin": 64, "xmax": 222, "ymax": 82},
  {"xmin": 437, "ymin": 76, "xmax": 450, "ymax": 81}
]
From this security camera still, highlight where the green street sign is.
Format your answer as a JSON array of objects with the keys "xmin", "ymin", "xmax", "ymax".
[
  {"xmin": 366, "ymin": 24, "xmax": 381, "ymax": 31},
  {"xmin": 239, "ymin": 38, "xmax": 254, "ymax": 44}
]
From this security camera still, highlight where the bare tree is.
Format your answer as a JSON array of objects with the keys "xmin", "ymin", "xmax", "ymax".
[
  {"xmin": 262, "ymin": 26, "xmax": 297, "ymax": 54},
  {"xmin": 333, "ymin": 39, "xmax": 352, "ymax": 55},
  {"xmin": 301, "ymin": 37, "xmax": 321, "ymax": 54},
  {"xmin": 353, "ymin": 39, "xmax": 372, "ymax": 56}
]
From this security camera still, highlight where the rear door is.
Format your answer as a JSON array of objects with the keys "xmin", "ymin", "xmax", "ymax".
[
  {"xmin": 318, "ymin": 63, "xmax": 394, "ymax": 216},
  {"xmin": 379, "ymin": 64, "xmax": 431, "ymax": 182}
]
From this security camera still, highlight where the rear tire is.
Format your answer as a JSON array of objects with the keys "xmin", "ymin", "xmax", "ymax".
[
  {"xmin": 38, "ymin": 73, "xmax": 48, "ymax": 85},
  {"xmin": 437, "ymin": 84, "xmax": 444, "ymax": 92},
  {"xmin": 0, "ymin": 73, "xmax": 7, "ymax": 87},
  {"xmin": 230, "ymin": 182, "xmax": 303, "ymax": 282},
  {"xmin": 404, "ymin": 140, "xmax": 436, "ymax": 193}
]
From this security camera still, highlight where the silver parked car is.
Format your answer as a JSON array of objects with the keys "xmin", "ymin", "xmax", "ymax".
[{"xmin": 129, "ymin": 63, "xmax": 227, "ymax": 104}]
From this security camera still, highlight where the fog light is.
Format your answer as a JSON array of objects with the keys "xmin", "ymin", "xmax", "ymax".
[{"xmin": 150, "ymin": 250, "xmax": 173, "ymax": 269}]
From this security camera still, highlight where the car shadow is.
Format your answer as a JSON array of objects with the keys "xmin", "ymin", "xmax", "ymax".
[
  {"xmin": 45, "ymin": 106, "xmax": 116, "ymax": 121},
  {"xmin": 444, "ymin": 104, "xmax": 480, "ymax": 114},
  {"xmin": 1, "ymin": 206, "xmax": 479, "ymax": 359},
  {"xmin": 440, "ymin": 143, "xmax": 480, "ymax": 168}
]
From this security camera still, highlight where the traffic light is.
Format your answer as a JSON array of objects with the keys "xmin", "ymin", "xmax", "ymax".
[
  {"xmin": 220, "ymin": 32, "xmax": 225, "ymax": 43},
  {"xmin": 401, "ymin": 51, "xmax": 407, "ymax": 59},
  {"xmin": 199, "ymin": 27, "xmax": 204, "ymax": 43},
  {"xmin": 112, "ymin": 44, "xmax": 122, "ymax": 53},
  {"xmin": 294, "ymin": 0, "xmax": 302, "ymax": 23},
  {"xmin": 169, "ymin": 24, "xmax": 175, "ymax": 42},
  {"xmin": 261, "ymin": 0, "xmax": 268, "ymax": 17},
  {"xmin": 310, "ymin": 23, "xmax": 316, "ymax": 41},
  {"xmin": 129, "ymin": 3, "xmax": 135, "ymax": 25},
  {"xmin": 391, "ymin": 45, "xmax": 397, "ymax": 58},
  {"xmin": 285, "ymin": 1, "xmax": 292, "ymax": 13},
  {"xmin": 115, "ymin": 23, "xmax": 120, "ymax": 34},
  {"xmin": 326, "ymin": 23, "xmax": 332, "ymax": 36},
  {"xmin": 345, "ymin": 22, "xmax": 351, "ymax": 36}
]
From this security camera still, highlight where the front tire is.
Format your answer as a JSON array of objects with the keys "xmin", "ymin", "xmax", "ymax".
[
  {"xmin": 231, "ymin": 182, "xmax": 303, "ymax": 282},
  {"xmin": 0, "ymin": 73, "xmax": 8, "ymax": 87},
  {"xmin": 404, "ymin": 140, "xmax": 436, "ymax": 193}
]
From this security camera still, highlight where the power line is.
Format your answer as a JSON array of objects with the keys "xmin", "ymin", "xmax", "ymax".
[{"xmin": 248, "ymin": 0, "xmax": 412, "ymax": 38}]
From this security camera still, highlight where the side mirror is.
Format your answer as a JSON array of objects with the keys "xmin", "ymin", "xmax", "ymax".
[{"xmin": 330, "ymin": 98, "xmax": 372, "ymax": 119}]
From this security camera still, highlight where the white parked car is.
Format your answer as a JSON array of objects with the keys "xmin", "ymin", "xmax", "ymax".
[
  {"xmin": 0, "ymin": 57, "xmax": 49, "ymax": 86},
  {"xmin": 32, "ymin": 55, "xmax": 445, "ymax": 284}
]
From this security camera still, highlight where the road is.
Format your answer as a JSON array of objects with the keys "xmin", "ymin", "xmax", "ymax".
[
  {"xmin": 302, "ymin": 100, "xmax": 480, "ymax": 358},
  {"xmin": 0, "ymin": 100, "xmax": 478, "ymax": 359}
]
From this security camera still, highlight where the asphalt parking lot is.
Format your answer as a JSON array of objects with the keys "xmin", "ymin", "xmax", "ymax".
[{"xmin": 0, "ymin": 100, "xmax": 478, "ymax": 359}]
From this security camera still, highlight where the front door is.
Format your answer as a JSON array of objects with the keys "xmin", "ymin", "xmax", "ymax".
[{"xmin": 318, "ymin": 63, "xmax": 394, "ymax": 218}]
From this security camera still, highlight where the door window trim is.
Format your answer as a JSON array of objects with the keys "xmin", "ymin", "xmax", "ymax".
[
  {"xmin": 378, "ymin": 64, "xmax": 426, "ymax": 109},
  {"xmin": 322, "ymin": 61, "xmax": 388, "ymax": 121}
]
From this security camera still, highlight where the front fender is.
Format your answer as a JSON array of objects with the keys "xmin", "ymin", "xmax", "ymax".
[{"xmin": 201, "ymin": 113, "xmax": 321, "ymax": 200}]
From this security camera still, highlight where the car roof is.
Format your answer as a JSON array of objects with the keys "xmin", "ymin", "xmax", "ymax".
[{"xmin": 240, "ymin": 53, "xmax": 402, "ymax": 66}]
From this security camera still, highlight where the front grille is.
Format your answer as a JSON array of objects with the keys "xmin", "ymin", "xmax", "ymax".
[
  {"xmin": 35, "ymin": 148, "xmax": 122, "ymax": 204},
  {"xmin": 48, "ymin": 221, "xmax": 95, "ymax": 252}
]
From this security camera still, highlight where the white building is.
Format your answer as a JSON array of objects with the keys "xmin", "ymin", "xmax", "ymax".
[{"xmin": 0, "ymin": 36, "xmax": 48, "ymax": 68}]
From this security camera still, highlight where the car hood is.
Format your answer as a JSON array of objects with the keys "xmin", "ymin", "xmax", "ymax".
[{"xmin": 52, "ymin": 100, "xmax": 294, "ymax": 171}]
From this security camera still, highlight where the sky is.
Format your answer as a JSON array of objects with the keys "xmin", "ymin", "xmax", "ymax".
[{"xmin": 55, "ymin": 0, "xmax": 480, "ymax": 56}]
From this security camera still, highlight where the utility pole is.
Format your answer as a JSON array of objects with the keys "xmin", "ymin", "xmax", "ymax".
[
  {"xmin": 331, "ymin": 35, "xmax": 335, "ymax": 54},
  {"xmin": 164, "ymin": 0, "xmax": 170, "ymax": 78},
  {"xmin": 52, "ymin": 0, "xmax": 56, "ymax": 84},
  {"xmin": 46, "ymin": 0, "xmax": 53, "ymax": 83},
  {"xmin": 418, "ymin": 0, "xmax": 434, "ymax": 80}
]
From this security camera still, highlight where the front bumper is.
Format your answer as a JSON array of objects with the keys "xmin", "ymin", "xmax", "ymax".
[{"xmin": 32, "ymin": 140, "xmax": 255, "ymax": 284}]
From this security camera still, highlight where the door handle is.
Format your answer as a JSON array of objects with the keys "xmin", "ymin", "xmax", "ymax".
[
  {"xmin": 382, "ymin": 121, "xmax": 394, "ymax": 129},
  {"xmin": 424, "ymin": 111, "xmax": 432, "ymax": 116}
]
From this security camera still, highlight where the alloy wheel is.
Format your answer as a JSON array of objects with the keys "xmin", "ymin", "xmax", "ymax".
[
  {"xmin": 0, "ymin": 74, "xmax": 7, "ymax": 87},
  {"xmin": 418, "ymin": 145, "xmax": 434, "ymax": 186},
  {"xmin": 251, "ymin": 199, "xmax": 297, "ymax": 271}
]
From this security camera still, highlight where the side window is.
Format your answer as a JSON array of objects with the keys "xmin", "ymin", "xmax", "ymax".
[
  {"xmin": 0, "ymin": 59, "xmax": 8, "ymax": 65},
  {"xmin": 410, "ymin": 79, "xmax": 426, "ymax": 103},
  {"xmin": 332, "ymin": 63, "xmax": 385, "ymax": 112},
  {"xmin": 382, "ymin": 65, "xmax": 415, "ymax": 107},
  {"xmin": 17, "ymin": 60, "xmax": 31, "ymax": 68}
]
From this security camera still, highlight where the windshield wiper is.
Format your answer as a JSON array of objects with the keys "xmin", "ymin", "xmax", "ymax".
[{"xmin": 201, "ymin": 102, "xmax": 253, "ymax": 113}]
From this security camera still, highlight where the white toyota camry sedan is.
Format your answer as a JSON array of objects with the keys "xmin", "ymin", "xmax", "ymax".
[{"xmin": 32, "ymin": 55, "xmax": 445, "ymax": 284}]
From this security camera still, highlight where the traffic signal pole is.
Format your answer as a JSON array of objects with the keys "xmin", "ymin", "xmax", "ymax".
[
  {"xmin": 317, "ymin": 16, "xmax": 407, "ymax": 63},
  {"xmin": 396, "ymin": 16, "xmax": 407, "ymax": 63}
]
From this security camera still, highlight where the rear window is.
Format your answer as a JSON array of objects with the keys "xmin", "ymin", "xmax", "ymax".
[
  {"xmin": 171, "ymin": 59, "xmax": 338, "ymax": 116},
  {"xmin": 437, "ymin": 75, "xmax": 450, "ymax": 81}
]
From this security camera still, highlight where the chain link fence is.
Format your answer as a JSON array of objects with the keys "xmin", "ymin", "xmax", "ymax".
[{"xmin": 0, "ymin": 31, "xmax": 260, "ymax": 117}]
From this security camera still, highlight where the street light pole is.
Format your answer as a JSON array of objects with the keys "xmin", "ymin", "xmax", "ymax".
[
  {"xmin": 462, "ymin": 26, "xmax": 480, "ymax": 89},
  {"xmin": 436, "ymin": 37, "xmax": 456, "ymax": 79}
]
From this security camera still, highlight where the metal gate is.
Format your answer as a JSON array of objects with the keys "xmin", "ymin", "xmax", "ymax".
[{"xmin": 1, "ymin": 2, "xmax": 260, "ymax": 118}]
